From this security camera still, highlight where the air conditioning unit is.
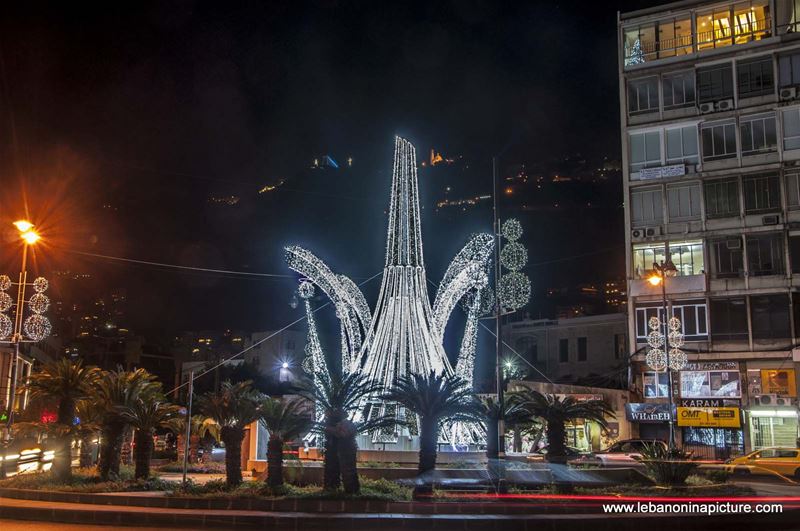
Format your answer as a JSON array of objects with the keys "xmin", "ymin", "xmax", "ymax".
[
  {"xmin": 775, "ymin": 397, "xmax": 792, "ymax": 406},
  {"xmin": 762, "ymin": 214, "xmax": 780, "ymax": 226},
  {"xmin": 726, "ymin": 238, "xmax": 742, "ymax": 250},
  {"xmin": 699, "ymin": 102, "xmax": 716, "ymax": 114},
  {"xmin": 780, "ymin": 86, "xmax": 798, "ymax": 101},
  {"xmin": 716, "ymin": 99, "xmax": 734, "ymax": 111},
  {"xmin": 631, "ymin": 227, "xmax": 661, "ymax": 241},
  {"xmin": 757, "ymin": 394, "xmax": 779, "ymax": 405}
]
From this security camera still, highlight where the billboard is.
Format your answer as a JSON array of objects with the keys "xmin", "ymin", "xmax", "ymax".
[
  {"xmin": 760, "ymin": 369, "xmax": 797, "ymax": 397},
  {"xmin": 676, "ymin": 407, "xmax": 741, "ymax": 428},
  {"xmin": 680, "ymin": 368, "xmax": 741, "ymax": 399}
]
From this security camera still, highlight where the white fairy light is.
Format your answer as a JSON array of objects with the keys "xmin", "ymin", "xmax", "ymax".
[
  {"xmin": 645, "ymin": 316, "xmax": 687, "ymax": 372},
  {"xmin": 646, "ymin": 348, "xmax": 667, "ymax": 371},
  {"xmin": 32, "ymin": 277, "xmax": 48, "ymax": 293},
  {"xmin": 24, "ymin": 314, "xmax": 51, "ymax": 341},
  {"xmin": 298, "ymin": 280, "xmax": 315, "ymax": 300},
  {"xmin": 29, "ymin": 293, "xmax": 50, "ymax": 314},
  {"xmin": 0, "ymin": 313, "xmax": 11, "ymax": 340},
  {"xmin": 500, "ymin": 241, "xmax": 527, "ymax": 272},
  {"xmin": 0, "ymin": 291, "xmax": 12, "ymax": 313},
  {"xmin": 501, "ymin": 218, "xmax": 522, "ymax": 241},
  {"xmin": 0, "ymin": 275, "xmax": 11, "ymax": 291},
  {"xmin": 499, "ymin": 271, "xmax": 531, "ymax": 311},
  {"xmin": 669, "ymin": 348, "xmax": 688, "ymax": 372}
]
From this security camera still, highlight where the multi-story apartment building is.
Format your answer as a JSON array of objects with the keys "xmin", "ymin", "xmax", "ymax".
[{"xmin": 619, "ymin": 0, "xmax": 800, "ymax": 458}]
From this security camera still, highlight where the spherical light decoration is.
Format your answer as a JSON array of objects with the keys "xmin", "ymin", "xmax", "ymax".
[
  {"xmin": 0, "ymin": 291, "xmax": 12, "ymax": 313},
  {"xmin": 668, "ymin": 348, "xmax": 688, "ymax": 371},
  {"xmin": 499, "ymin": 271, "xmax": 531, "ymax": 310},
  {"xmin": 301, "ymin": 355, "xmax": 314, "ymax": 374},
  {"xmin": 24, "ymin": 314, "xmax": 51, "ymax": 341},
  {"xmin": 500, "ymin": 242, "xmax": 527, "ymax": 272},
  {"xmin": 668, "ymin": 330, "xmax": 684, "ymax": 349},
  {"xmin": 298, "ymin": 280, "xmax": 315, "ymax": 300},
  {"xmin": 32, "ymin": 277, "xmax": 48, "ymax": 293},
  {"xmin": 0, "ymin": 313, "xmax": 11, "ymax": 340},
  {"xmin": 668, "ymin": 316, "xmax": 681, "ymax": 331},
  {"xmin": 648, "ymin": 316, "xmax": 661, "ymax": 331},
  {"xmin": 0, "ymin": 275, "xmax": 10, "ymax": 291},
  {"xmin": 29, "ymin": 293, "xmax": 50, "ymax": 314},
  {"xmin": 501, "ymin": 218, "xmax": 523, "ymax": 241},
  {"xmin": 647, "ymin": 330, "xmax": 664, "ymax": 349},
  {"xmin": 646, "ymin": 348, "xmax": 667, "ymax": 371}
]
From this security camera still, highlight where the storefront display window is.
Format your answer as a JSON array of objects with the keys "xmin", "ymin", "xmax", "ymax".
[
  {"xmin": 749, "ymin": 411, "xmax": 799, "ymax": 449},
  {"xmin": 644, "ymin": 371, "xmax": 670, "ymax": 398}
]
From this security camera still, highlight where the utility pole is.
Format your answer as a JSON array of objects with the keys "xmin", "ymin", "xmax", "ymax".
[
  {"xmin": 182, "ymin": 370, "xmax": 194, "ymax": 484},
  {"xmin": 492, "ymin": 157, "xmax": 504, "ymax": 457}
]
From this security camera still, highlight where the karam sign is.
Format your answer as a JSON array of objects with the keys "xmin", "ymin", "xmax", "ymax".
[
  {"xmin": 625, "ymin": 403, "xmax": 672, "ymax": 423},
  {"xmin": 676, "ymin": 407, "xmax": 741, "ymax": 428}
]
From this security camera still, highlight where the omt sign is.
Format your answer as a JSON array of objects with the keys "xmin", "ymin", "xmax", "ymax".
[{"xmin": 676, "ymin": 407, "xmax": 741, "ymax": 428}]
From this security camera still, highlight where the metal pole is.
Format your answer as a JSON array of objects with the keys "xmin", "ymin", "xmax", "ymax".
[
  {"xmin": 182, "ymin": 370, "xmax": 194, "ymax": 484},
  {"xmin": 492, "ymin": 156, "xmax": 504, "ymax": 457},
  {"xmin": 5, "ymin": 245, "xmax": 28, "ymax": 437},
  {"xmin": 660, "ymin": 264, "xmax": 675, "ymax": 451}
]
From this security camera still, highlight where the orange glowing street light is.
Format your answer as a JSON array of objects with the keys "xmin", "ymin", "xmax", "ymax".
[
  {"xmin": 20, "ymin": 231, "xmax": 40, "ymax": 245},
  {"xmin": 12, "ymin": 220, "xmax": 34, "ymax": 233},
  {"xmin": 647, "ymin": 274, "xmax": 662, "ymax": 286}
]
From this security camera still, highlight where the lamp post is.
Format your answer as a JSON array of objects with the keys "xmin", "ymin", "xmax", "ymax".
[
  {"xmin": 648, "ymin": 259, "xmax": 678, "ymax": 451},
  {"xmin": 1, "ymin": 220, "xmax": 49, "ymax": 439}
]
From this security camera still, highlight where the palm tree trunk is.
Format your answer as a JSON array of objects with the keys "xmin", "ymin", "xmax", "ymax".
[
  {"xmin": 189, "ymin": 434, "xmax": 200, "ymax": 463},
  {"xmin": 418, "ymin": 418, "xmax": 437, "ymax": 475},
  {"xmin": 222, "ymin": 426, "xmax": 244, "ymax": 486},
  {"xmin": 99, "ymin": 421, "xmax": 125, "ymax": 480},
  {"xmin": 323, "ymin": 433, "xmax": 341, "ymax": 490},
  {"xmin": 485, "ymin": 420, "xmax": 499, "ymax": 459},
  {"xmin": 54, "ymin": 398, "xmax": 75, "ymax": 481},
  {"xmin": 266, "ymin": 436, "xmax": 284, "ymax": 488},
  {"xmin": 176, "ymin": 432, "xmax": 186, "ymax": 464},
  {"xmin": 79, "ymin": 432, "xmax": 94, "ymax": 468},
  {"xmin": 133, "ymin": 429, "xmax": 154, "ymax": 479},
  {"xmin": 512, "ymin": 426, "xmax": 522, "ymax": 453},
  {"xmin": 335, "ymin": 420, "xmax": 359, "ymax": 494},
  {"xmin": 545, "ymin": 419, "xmax": 567, "ymax": 463}
]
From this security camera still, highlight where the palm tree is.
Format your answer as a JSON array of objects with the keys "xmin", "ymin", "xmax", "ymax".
[
  {"xmin": 25, "ymin": 359, "xmax": 100, "ymax": 480},
  {"xmin": 197, "ymin": 380, "xmax": 263, "ymax": 486},
  {"xmin": 118, "ymin": 398, "xmax": 181, "ymax": 479},
  {"xmin": 521, "ymin": 391, "xmax": 614, "ymax": 463},
  {"xmin": 93, "ymin": 368, "xmax": 161, "ymax": 480},
  {"xmin": 300, "ymin": 371, "xmax": 387, "ymax": 494},
  {"xmin": 480, "ymin": 394, "xmax": 531, "ymax": 458},
  {"xmin": 75, "ymin": 399, "xmax": 104, "ymax": 468},
  {"xmin": 168, "ymin": 415, "xmax": 220, "ymax": 465},
  {"xmin": 259, "ymin": 397, "xmax": 312, "ymax": 488},
  {"xmin": 384, "ymin": 372, "xmax": 481, "ymax": 475}
]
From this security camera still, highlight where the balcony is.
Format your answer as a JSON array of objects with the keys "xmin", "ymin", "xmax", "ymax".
[
  {"xmin": 623, "ymin": 7, "xmax": 772, "ymax": 69},
  {"xmin": 629, "ymin": 273, "xmax": 706, "ymax": 297}
]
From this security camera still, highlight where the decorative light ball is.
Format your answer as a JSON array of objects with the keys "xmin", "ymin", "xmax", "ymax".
[
  {"xmin": 648, "ymin": 316, "xmax": 661, "ymax": 331},
  {"xmin": 29, "ymin": 293, "xmax": 50, "ymax": 314},
  {"xmin": 501, "ymin": 219, "xmax": 523, "ymax": 241},
  {"xmin": 647, "ymin": 330, "xmax": 664, "ymax": 349},
  {"xmin": 0, "ymin": 291, "xmax": 12, "ymax": 313},
  {"xmin": 668, "ymin": 316, "xmax": 681, "ymax": 331},
  {"xmin": 499, "ymin": 271, "xmax": 531, "ymax": 311},
  {"xmin": 0, "ymin": 313, "xmax": 11, "ymax": 340},
  {"xmin": 32, "ymin": 277, "xmax": 48, "ymax": 293},
  {"xmin": 500, "ymin": 242, "xmax": 527, "ymax": 272},
  {"xmin": 298, "ymin": 280, "xmax": 315, "ymax": 300},
  {"xmin": 460, "ymin": 286, "xmax": 495, "ymax": 317},
  {"xmin": 0, "ymin": 275, "xmax": 10, "ymax": 291},
  {"xmin": 668, "ymin": 331, "xmax": 684, "ymax": 349},
  {"xmin": 301, "ymin": 355, "xmax": 314, "ymax": 374},
  {"xmin": 668, "ymin": 348, "xmax": 688, "ymax": 371},
  {"xmin": 646, "ymin": 348, "xmax": 667, "ymax": 371},
  {"xmin": 24, "ymin": 314, "xmax": 51, "ymax": 341}
]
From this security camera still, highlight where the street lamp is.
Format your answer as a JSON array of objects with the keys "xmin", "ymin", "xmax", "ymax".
[
  {"xmin": 645, "ymin": 258, "xmax": 686, "ymax": 451},
  {"xmin": 0, "ymin": 220, "xmax": 51, "ymax": 439}
]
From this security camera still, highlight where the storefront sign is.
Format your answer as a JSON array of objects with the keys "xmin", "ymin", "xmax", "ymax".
[
  {"xmin": 639, "ymin": 164, "xmax": 686, "ymax": 180},
  {"xmin": 680, "ymin": 368, "xmax": 741, "ymax": 399},
  {"xmin": 760, "ymin": 369, "xmax": 797, "ymax": 397},
  {"xmin": 676, "ymin": 407, "xmax": 741, "ymax": 428},
  {"xmin": 626, "ymin": 403, "xmax": 672, "ymax": 423},
  {"xmin": 680, "ymin": 398, "xmax": 722, "ymax": 407},
  {"xmin": 684, "ymin": 362, "xmax": 738, "ymax": 372}
]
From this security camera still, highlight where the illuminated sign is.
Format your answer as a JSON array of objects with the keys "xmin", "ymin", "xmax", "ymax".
[
  {"xmin": 625, "ymin": 403, "xmax": 672, "ymax": 423},
  {"xmin": 760, "ymin": 369, "xmax": 797, "ymax": 397},
  {"xmin": 680, "ymin": 369, "xmax": 741, "ymax": 399},
  {"xmin": 676, "ymin": 407, "xmax": 741, "ymax": 428}
]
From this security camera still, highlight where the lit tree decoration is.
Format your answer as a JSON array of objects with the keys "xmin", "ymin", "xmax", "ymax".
[
  {"xmin": 626, "ymin": 38, "xmax": 645, "ymax": 66},
  {"xmin": 498, "ymin": 219, "xmax": 531, "ymax": 311},
  {"xmin": 646, "ymin": 315, "xmax": 687, "ymax": 372},
  {"xmin": 24, "ymin": 314, "xmax": 51, "ymax": 341},
  {"xmin": 0, "ymin": 272, "xmax": 51, "ymax": 343},
  {"xmin": 286, "ymin": 137, "xmax": 493, "ymax": 448}
]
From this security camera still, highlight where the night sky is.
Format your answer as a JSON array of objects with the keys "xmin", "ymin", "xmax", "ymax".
[{"xmin": 0, "ymin": 1, "xmax": 663, "ymax": 354}]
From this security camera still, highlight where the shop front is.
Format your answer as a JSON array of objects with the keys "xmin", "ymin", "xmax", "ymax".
[
  {"xmin": 626, "ymin": 402, "xmax": 672, "ymax": 441},
  {"xmin": 746, "ymin": 368, "xmax": 799, "ymax": 450}
]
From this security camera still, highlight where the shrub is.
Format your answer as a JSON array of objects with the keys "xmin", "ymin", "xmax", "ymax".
[{"xmin": 639, "ymin": 444, "xmax": 697, "ymax": 487}]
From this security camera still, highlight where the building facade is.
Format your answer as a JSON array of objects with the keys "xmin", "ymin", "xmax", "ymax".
[
  {"xmin": 619, "ymin": 0, "xmax": 800, "ymax": 457},
  {"xmin": 502, "ymin": 313, "xmax": 628, "ymax": 386}
]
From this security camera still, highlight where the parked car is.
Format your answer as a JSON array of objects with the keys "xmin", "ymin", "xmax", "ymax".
[
  {"xmin": 527, "ymin": 445, "xmax": 586, "ymax": 462},
  {"xmin": 724, "ymin": 448, "xmax": 800, "ymax": 479},
  {"xmin": 568, "ymin": 439, "xmax": 667, "ymax": 468}
]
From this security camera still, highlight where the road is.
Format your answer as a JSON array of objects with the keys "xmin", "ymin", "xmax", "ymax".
[{"xmin": 0, "ymin": 521, "xmax": 176, "ymax": 530}]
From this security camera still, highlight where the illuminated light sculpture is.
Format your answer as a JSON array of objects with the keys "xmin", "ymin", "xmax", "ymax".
[
  {"xmin": 298, "ymin": 280, "xmax": 327, "ymax": 430},
  {"xmin": 646, "ymin": 315, "xmax": 687, "ymax": 372},
  {"xmin": 286, "ymin": 137, "xmax": 494, "ymax": 448}
]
